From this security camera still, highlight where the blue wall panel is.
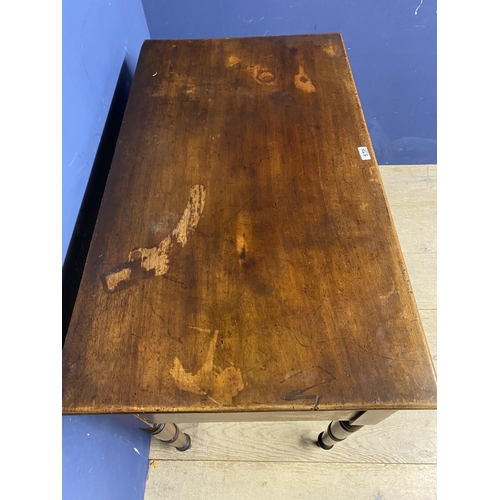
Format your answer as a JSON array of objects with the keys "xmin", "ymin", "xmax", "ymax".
[
  {"xmin": 63, "ymin": 0, "xmax": 150, "ymax": 259},
  {"xmin": 141, "ymin": 0, "xmax": 436, "ymax": 165},
  {"xmin": 62, "ymin": 1, "xmax": 151, "ymax": 499},
  {"xmin": 62, "ymin": 416, "xmax": 151, "ymax": 500}
]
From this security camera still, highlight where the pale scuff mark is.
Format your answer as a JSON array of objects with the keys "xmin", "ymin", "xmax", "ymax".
[
  {"xmin": 170, "ymin": 330, "xmax": 244, "ymax": 406},
  {"xmin": 414, "ymin": 0, "xmax": 424, "ymax": 15},
  {"xmin": 375, "ymin": 326, "xmax": 387, "ymax": 340},
  {"xmin": 236, "ymin": 234, "xmax": 246, "ymax": 251},
  {"xmin": 171, "ymin": 184, "xmax": 207, "ymax": 247},
  {"xmin": 379, "ymin": 288, "xmax": 396, "ymax": 304},
  {"xmin": 69, "ymin": 152, "xmax": 78, "ymax": 167},
  {"xmin": 102, "ymin": 185, "xmax": 206, "ymax": 292},
  {"xmin": 149, "ymin": 212, "xmax": 179, "ymax": 236},
  {"xmin": 187, "ymin": 326, "xmax": 211, "ymax": 333},
  {"xmin": 104, "ymin": 267, "xmax": 132, "ymax": 292},
  {"xmin": 227, "ymin": 55, "xmax": 241, "ymax": 67},
  {"xmin": 323, "ymin": 42, "xmax": 336, "ymax": 57},
  {"xmin": 294, "ymin": 66, "xmax": 316, "ymax": 93},
  {"xmin": 130, "ymin": 184, "xmax": 205, "ymax": 273}
]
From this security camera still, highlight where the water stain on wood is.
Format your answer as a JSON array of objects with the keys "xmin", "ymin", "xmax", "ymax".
[
  {"xmin": 237, "ymin": 235, "xmax": 247, "ymax": 264},
  {"xmin": 254, "ymin": 68, "xmax": 276, "ymax": 85},
  {"xmin": 323, "ymin": 41, "xmax": 336, "ymax": 57},
  {"xmin": 294, "ymin": 65, "xmax": 316, "ymax": 93}
]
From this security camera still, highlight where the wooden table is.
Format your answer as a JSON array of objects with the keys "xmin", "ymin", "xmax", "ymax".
[{"xmin": 62, "ymin": 33, "xmax": 437, "ymax": 452}]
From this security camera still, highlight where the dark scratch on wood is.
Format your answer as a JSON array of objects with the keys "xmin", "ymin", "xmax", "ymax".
[
  {"xmin": 165, "ymin": 276, "xmax": 187, "ymax": 288},
  {"xmin": 281, "ymin": 377, "xmax": 335, "ymax": 410},
  {"xmin": 283, "ymin": 392, "xmax": 321, "ymax": 410},
  {"xmin": 217, "ymin": 192, "xmax": 258, "ymax": 231},
  {"xmin": 317, "ymin": 334, "xmax": 416, "ymax": 362},
  {"xmin": 313, "ymin": 366, "xmax": 335, "ymax": 378},
  {"xmin": 289, "ymin": 94, "xmax": 316, "ymax": 140},
  {"xmin": 279, "ymin": 370, "xmax": 303, "ymax": 383},
  {"xmin": 355, "ymin": 343, "xmax": 417, "ymax": 362},
  {"xmin": 317, "ymin": 336, "xmax": 352, "ymax": 344},
  {"xmin": 242, "ymin": 357, "xmax": 274, "ymax": 375},
  {"xmin": 291, "ymin": 330, "xmax": 308, "ymax": 348},
  {"xmin": 275, "ymin": 324, "xmax": 309, "ymax": 348},
  {"xmin": 166, "ymin": 329, "xmax": 184, "ymax": 345},
  {"xmin": 248, "ymin": 156, "xmax": 271, "ymax": 168},
  {"xmin": 149, "ymin": 299, "xmax": 166, "ymax": 323},
  {"xmin": 218, "ymin": 172, "xmax": 298, "ymax": 232}
]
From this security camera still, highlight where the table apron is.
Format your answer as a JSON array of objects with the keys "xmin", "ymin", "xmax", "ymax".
[{"xmin": 141, "ymin": 409, "xmax": 399, "ymax": 424}]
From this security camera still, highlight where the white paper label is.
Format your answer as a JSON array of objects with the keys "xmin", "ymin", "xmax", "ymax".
[{"xmin": 358, "ymin": 146, "xmax": 371, "ymax": 160}]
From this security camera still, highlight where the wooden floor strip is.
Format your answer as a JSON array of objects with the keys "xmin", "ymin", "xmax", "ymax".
[
  {"xmin": 149, "ymin": 410, "xmax": 436, "ymax": 464},
  {"xmin": 379, "ymin": 165, "xmax": 436, "ymax": 205},
  {"xmin": 144, "ymin": 461, "xmax": 437, "ymax": 500},
  {"xmin": 388, "ymin": 203, "xmax": 436, "ymax": 254}
]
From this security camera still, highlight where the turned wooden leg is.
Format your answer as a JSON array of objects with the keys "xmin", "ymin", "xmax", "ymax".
[
  {"xmin": 317, "ymin": 420, "xmax": 363, "ymax": 449},
  {"xmin": 134, "ymin": 415, "xmax": 192, "ymax": 451},
  {"xmin": 317, "ymin": 410, "xmax": 397, "ymax": 450}
]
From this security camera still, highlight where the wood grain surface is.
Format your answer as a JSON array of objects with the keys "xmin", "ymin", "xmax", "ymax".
[
  {"xmin": 144, "ymin": 164, "xmax": 437, "ymax": 499},
  {"xmin": 62, "ymin": 34, "xmax": 437, "ymax": 415}
]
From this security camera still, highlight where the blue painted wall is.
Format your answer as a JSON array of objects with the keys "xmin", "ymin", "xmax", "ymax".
[
  {"xmin": 141, "ymin": 0, "xmax": 437, "ymax": 165},
  {"xmin": 62, "ymin": 416, "xmax": 151, "ymax": 500},
  {"xmin": 62, "ymin": 1, "xmax": 151, "ymax": 499},
  {"xmin": 63, "ymin": 0, "xmax": 150, "ymax": 259}
]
